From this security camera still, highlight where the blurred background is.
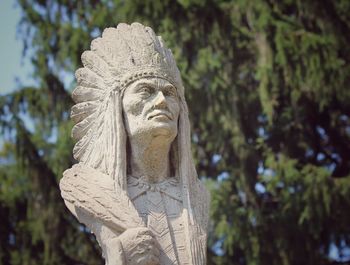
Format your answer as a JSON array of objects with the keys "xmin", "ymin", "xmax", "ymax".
[{"xmin": 1, "ymin": 0, "xmax": 350, "ymax": 264}]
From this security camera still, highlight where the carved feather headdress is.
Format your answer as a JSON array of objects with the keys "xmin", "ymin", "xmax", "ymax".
[
  {"xmin": 71, "ymin": 23, "xmax": 185, "ymax": 185},
  {"xmin": 68, "ymin": 23, "xmax": 208, "ymax": 264}
]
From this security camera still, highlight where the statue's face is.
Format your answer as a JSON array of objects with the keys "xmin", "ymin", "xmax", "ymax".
[{"xmin": 122, "ymin": 77, "xmax": 180, "ymax": 141}]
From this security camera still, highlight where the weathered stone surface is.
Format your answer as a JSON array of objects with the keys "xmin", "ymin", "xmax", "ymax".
[{"xmin": 60, "ymin": 22, "xmax": 210, "ymax": 265}]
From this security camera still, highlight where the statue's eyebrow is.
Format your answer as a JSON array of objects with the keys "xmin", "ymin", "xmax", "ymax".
[
  {"xmin": 162, "ymin": 84, "xmax": 176, "ymax": 91},
  {"xmin": 131, "ymin": 80, "xmax": 176, "ymax": 95},
  {"xmin": 133, "ymin": 80, "xmax": 157, "ymax": 91}
]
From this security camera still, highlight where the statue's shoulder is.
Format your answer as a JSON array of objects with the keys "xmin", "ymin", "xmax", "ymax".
[
  {"xmin": 63, "ymin": 163, "xmax": 108, "ymax": 178},
  {"xmin": 60, "ymin": 163, "xmax": 143, "ymax": 233},
  {"xmin": 60, "ymin": 163, "xmax": 115, "ymax": 220},
  {"xmin": 62, "ymin": 163, "xmax": 113, "ymax": 188}
]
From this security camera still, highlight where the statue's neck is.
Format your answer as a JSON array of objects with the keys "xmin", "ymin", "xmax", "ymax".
[{"xmin": 128, "ymin": 136, "xmax": 172, "ymax": 183}]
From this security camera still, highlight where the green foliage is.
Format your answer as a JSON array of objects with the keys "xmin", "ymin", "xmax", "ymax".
[{"xmin": 1, "ymin": 0, "xmax": 350, "ymax": 264}]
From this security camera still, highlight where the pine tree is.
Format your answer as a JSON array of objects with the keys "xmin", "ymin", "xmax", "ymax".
[{"xmin": 1, "ymin": 0, "xmax": 350, "ymax": 264}]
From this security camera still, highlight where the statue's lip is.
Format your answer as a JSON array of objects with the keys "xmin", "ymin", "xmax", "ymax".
[{"xmin": 147, "ymin": 110, "xmax": 172, "ymax": 120}]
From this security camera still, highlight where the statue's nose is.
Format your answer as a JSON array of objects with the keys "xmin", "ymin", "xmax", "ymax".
[{"xmin": 153, "ymin": 91, "xmax": 167, "ymax": 108}]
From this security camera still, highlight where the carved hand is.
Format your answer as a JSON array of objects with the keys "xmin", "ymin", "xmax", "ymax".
[{"xmin": 119, "ymin": 227, "xmax": 160, "ymax": 265}]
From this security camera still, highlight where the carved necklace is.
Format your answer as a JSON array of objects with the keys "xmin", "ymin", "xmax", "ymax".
[{"xmin": 127, "ymin": 175, "xmax": 179, "ymax": 192}]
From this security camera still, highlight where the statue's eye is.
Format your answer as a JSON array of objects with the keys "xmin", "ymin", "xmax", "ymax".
[
  {"xmin": 140, "ymin": 86, "xmax": 153, "ymax": 96},
  {"xmin": 163, "ymin": 86, "xmax": 177, "ymax": 97}
]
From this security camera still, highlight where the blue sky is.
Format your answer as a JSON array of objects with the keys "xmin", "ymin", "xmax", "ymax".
[{"xmin": 0, "ymin": 0, "xmax": 34, "ymax": 95}]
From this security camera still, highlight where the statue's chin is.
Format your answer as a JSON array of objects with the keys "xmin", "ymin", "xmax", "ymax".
[
  {"xmin": 151, "ymin": 127, "xmax": 177, "ymax": 141},
  {"xmin": 129, "ymin": 124, "xmax": 177, "ymax": 144},
  {"xmin": 127, "ymin": 118, "xmax": 177, "ymax": 140},
  {"xmin": 148, "ymin": 124, "xmax": 178, "ymax": 142}
]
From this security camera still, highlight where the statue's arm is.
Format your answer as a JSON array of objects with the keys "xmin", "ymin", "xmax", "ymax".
[
  {"xmin": 66, "ymin": 203, "xmax": 160, "ymax": 265},
  {"xmin": 63, "ymin": 203, "xmax": 126, "ymax": 265},
  {"xmin": 96, "ymin": 227, "xmax": 126, "ymax": 265},
  {"xmin": 60, "ymin": 166, "xmax": 160, "ymax": 265},
  {"xmin": 104, "ymin": 237, "xmax": 126, "ymax": 265}
]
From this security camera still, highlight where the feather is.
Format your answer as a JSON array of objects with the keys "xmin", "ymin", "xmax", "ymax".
[
  {"xmin": 73, "ymin": 133, "xmax": 92, "ymax": 161},
  {"xmin": 101, "ymin": 27, "xmax": 119, "ymax": 40},
  {"xmin": 70, "ymin": 101, "xmax": 98, "ymax": 124},
  {"xmin": 71, "ymin": 110, "xmax": 98, "ymax": 140},
  {"xmin": 91, "ymin": 37, "xmax": 115, "ymax": 67},
  {"xmin": 72, "ymin": 86, "xmax": 104, "ymax": 103},
  {"xmin": 75, "ymin": 68, "xmax": 105, "ymax": 90},
  {"xmin": 81, "ymin": 51, "xmax": 111, "ymax": 79}
]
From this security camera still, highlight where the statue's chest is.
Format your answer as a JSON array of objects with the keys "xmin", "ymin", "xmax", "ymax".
[{"xmin": 128, "ymin": 179, "xmax": 189, "ymax": 265}]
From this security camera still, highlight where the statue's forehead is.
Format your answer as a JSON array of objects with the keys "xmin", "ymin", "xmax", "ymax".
[{"xmin": 125, "ymin": 77, "xmax": 175, "ymax": 91}]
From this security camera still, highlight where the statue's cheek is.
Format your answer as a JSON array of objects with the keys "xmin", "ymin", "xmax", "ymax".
[
  {"xmin": 123, "ymin": 97, "xmax": 146, "ymax": 117},
  {"xmin": 168, "ymin": 99, "xmax": 180, "ymax": 119}
]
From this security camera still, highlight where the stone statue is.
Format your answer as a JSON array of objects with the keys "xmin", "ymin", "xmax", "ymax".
[{"xmin": 60, "ymin": 22, "xmax": 210, "ymax": 265}]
